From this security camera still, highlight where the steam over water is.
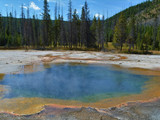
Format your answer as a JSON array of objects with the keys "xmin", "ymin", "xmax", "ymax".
[{"xmin": 0, "ymin": 63, "xmax": 151, "ymax": 102}]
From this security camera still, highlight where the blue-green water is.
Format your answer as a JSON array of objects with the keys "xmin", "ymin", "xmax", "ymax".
[{"xmin": 0, "ymin": 63, "xmax": 151, "ymax": 102}]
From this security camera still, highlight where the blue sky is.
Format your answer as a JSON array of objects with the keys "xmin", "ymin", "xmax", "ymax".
[{"xmin": 0, "ymin": 0, "xmax": 145, "ymax": 20}]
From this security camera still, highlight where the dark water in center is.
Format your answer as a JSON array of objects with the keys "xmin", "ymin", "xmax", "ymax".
[{"xmin": 0, "ymin": 63, "xmax": 151, "ymax": 102}]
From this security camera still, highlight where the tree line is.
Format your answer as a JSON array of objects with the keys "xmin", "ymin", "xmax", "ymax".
[
  {"xmin": 0, "ymin": 0, "xmax": 160, "ymax": 52},
  {"xmin": 0, "ymin": 0, "xmax": 106, "ymax": 50}
]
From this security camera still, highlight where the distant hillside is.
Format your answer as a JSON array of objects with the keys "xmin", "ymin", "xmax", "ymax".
[
  {"xmin": 103, "ymin": 0, "xmax": 160, "ymax": 52},
  {"xmin": 106, "ymin": 0, "xmax": 160, "ymax": 27}
]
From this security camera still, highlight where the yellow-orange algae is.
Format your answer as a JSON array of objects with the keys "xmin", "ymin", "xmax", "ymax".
[{"xmin": 0, "ymin": 73, "xmax": 5, "ymax": 80}]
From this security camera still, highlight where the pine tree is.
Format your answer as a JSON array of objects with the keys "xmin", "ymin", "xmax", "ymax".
[
  {"xmin": 6, "ymin": 12, "xmax": 13, "ymax": 47},
  {"xmin": 127, "ymin": 15, "xmax": 136, "ymax": 52},
  {"xmin": 53, "ymin": 2, "xmax": 61, "ymax": 48},
  {"xmin": 42, "ymin": 0, "xmax": 50, "ymax": 47},
  {"xmin": 60, "ymin": 14, "xmax": 67, "ymax": 47},
  {"xmin": 81, "ymin": 1, "xmax": 95, "ymax": 48},
  {"xmin": 101, "ymin": 15, "xmax": 105, "ymax": 51},
  {"xmin": 54, "ymin": 15, "xmax": 61, "ymax": 48},
  {"xmin": 80, "ymin": 6, "xmax": 85, "ymax": 47},
  {"xmin": 156, "ymin": 25, "xmax": 160, "ymax": 50},
  {"xmin": 90, "ymin": 16, "xmax": 97, "ymax": 38},
  {"xmin": 113, "ymin": 13, "xmax": 127, "ymax": 51},
  {"xmin": 97, "ymin": 16, "xmax": 102, "ymax": 48},
  {"xmin": 144, "ymin": 30, "xmax": 151, "ymax": 52},
  {"xmin": 113, "ymin": 23, "xmax": 120, "ymax": 49},
  {"xmin": 21, "ymin": 4, "xmax": 25, "ymax": 46},
  {"xmin": 54, "ymin": 19, "xmax": 58, "ymax": 47},
  {"xmin": 32, "ymin": 15, "xmax": 36, "ymax": 47},
  {"xmin": 57, "ymin": 15, "xmax": 61, "ymax": 46},
  {"xmin": 32, "ymin": 15, "xmax": 41, "ymax": 48},
  {"xmin": 25, "ymin": 7, "xmax": 31, "ymax": 48},
  {"xmin": 153, "ymin": 15, "xmax": 158, "ymax": 50},
  {"xmin": 72, "ymin": 9, "xmax": 80, "ymax": 48},
  {"xmin": 0, "ymin": 13, "xmax": 3, "ymax": 46},
  {"xmin": 13, "ymin": 10, "xmax": 18, "ymax": 47},
  {"xmin": 84, "ymin": 1, "xmax": 92, "ymax": 48},
  {"xmin": 136, "ymin": 33, "xmax": 141, "ymax": 50},
  {"xmin": 141, "ymin": 26, "xmax": 152, "ymax": 52},
  {"xmin": 90, "ymin": 16, "xmax": 97, "ymax": 48},
  {"xmin": 48, "ymin": 15, "xmax": 53, "ymax": 47},
  {"xmin": 68, "ymin": 0, "xmax": 73, "ymax": 49}
]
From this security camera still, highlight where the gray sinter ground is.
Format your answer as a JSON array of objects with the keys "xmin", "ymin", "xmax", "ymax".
[{"xmin": 1, "ymin": 99, "xmax": 160, "ymax": 120}]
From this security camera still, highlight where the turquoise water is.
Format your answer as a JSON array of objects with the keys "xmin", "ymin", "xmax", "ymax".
[{"xmin": 0, "ymin": 63, "xmax": 151, "ymax": 102}]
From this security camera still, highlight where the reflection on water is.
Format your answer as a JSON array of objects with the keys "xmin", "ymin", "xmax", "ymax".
[{"xmin": 0, "ymin": 63, "xmax": 151, "ymax": 102}]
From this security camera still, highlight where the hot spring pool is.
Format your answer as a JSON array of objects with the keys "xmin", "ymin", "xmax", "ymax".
[{"xmin": 0, "ymin": 63, "xmax": 151, "ymax": 102}]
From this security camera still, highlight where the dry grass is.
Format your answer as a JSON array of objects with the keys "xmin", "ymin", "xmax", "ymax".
[{"xmin": 150, "ymin": 50, "xmax": 160, "ymax": 55}]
